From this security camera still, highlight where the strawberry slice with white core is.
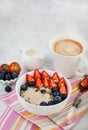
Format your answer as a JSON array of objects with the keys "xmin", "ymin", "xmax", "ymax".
[{"xmin": 26, "ymin": 74, "xmax": 34, "ymax": 83}]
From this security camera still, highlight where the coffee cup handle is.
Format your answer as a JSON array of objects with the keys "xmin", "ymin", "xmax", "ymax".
[{"xmin": 75, "ymin": 54, "xmax": 88, "ymax": 77}]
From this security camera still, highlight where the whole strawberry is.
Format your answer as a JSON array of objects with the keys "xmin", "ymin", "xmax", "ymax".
[
  {"xmin": 9, "ymin": 62, "xmax": 21, "ymax": 73},
  {"xmin": 1, "ymin": 64, "xmax": 9, "ymax": 71}
]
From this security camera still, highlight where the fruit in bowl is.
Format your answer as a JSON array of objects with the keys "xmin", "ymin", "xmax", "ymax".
[
  {"xmin": 0, "ymin": 62, "xmax": 21, "ymax": 92},
  {"xmin": 16, "ymin": 69, "xmax": 72, "ymax": 115}
]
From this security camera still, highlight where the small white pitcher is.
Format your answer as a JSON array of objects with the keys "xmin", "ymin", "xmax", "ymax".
[{"xmin": 20, "ymin": 48, "xmax": 44, "ymax": 71}]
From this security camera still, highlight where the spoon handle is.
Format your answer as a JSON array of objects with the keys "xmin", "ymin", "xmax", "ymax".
[
  {"xmin": 65, "ymin": 92, "xmax": 82, "ymax": 124},
  {"xmin": 73, "ymin": 92, "xmax": 82, "ymax": 108}
]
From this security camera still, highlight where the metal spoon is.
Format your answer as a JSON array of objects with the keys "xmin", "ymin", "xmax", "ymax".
[{"xmin": 65, "ymin": 75, "xmax": 88, "ymax": 125}]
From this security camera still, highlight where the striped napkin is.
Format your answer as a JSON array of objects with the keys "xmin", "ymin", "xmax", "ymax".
[{"xmin": 0, "ymin": 79, "xmax": 88, "ymax": 130}]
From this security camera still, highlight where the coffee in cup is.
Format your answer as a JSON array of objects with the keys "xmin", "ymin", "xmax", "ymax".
[
  {"xmin": 49, "ymin": 33, "xmax": 88, "ymax": 78},
  {"xmin": 53, "ymin": 39, "xmax": 83, "ymax": 56}
]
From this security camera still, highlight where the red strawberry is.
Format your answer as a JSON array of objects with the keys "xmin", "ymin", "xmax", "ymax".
[
  {"xmin": 59, "ymin": 82, "xmax": 67, "ymax": 94},
  {"xmin": 0, "ymin": 66, "xmax": 2, "ymax": 71},
  {"xmin": 26, "ymin": 74, "xmax": 34, "ymax": 82},
  {"xmin": 52, "ymin": 72, "xmax": 60, "ymax": 83},
  {"xmin": 49, "ymin": 78, "xmax": 56, "ymax": 89},
  {"xmin": 58, "ymin": 77, "xmax": 66, "ymax": 88},
  {"xmin": 41, "ymin": 71, "xmax": 50, "ymax": 80},
  {"xmin": 1, "ymin": 64, "xmax": 9, "ymax": 71},
  {"xmin": 35, "ymin": 78, "xmax": 43, "ymax": 88},
  {"xmin": 9, "ymin": 62, "xmax": 21, "ymax": 73},
  {"xmin": 58, "ymin": 77, "xmax": 67, "ymax": 94},
  {"xmin": 34, "ymin": 69, "xmax": 41, "ymax": 79},
  {"xmin": 80, "ymin": 78, "xmax": 88, "ymax": 88},
  {"xmin": 42, "ymin": 76, "xmax": 49, "ymax": 87}
]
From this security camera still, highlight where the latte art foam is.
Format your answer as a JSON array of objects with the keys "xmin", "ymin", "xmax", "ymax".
[{"xmin": 53, "ymin": 39, "xmax": 83, "ymax": 56}]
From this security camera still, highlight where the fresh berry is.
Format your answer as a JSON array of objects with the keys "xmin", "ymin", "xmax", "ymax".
[
  {"xmin": 52, "ymin": 72, "xmax": 60, "ymax": 83},
  {"xmin": 40, "ymin": 102, "xmax": 48, "ymax": 106},
  {"xmin": 42, "ymin": 76, "xmax": 49, "ymax": 87},
  {"xmin": 79, "ymin": 78, "xmax": 88, "ymax": 88},
  {"xmin": 49, "ymin": 78, "xmax": 56, "ymax": 89},
  {"xmin": 35, "ymin": 78, "xmax": 43, "ymax": 88},
  {"xmin": 41, "ymin": 71, "xmax": 50, "ymax": 80},
  {"xmin": 5, "ymin": 73, "xmax": 12, "ymax": 80},
  {"xmin": 48, "ymin": 100, "xmax": 54, "ymax": 105},
  {"xmin": 12, "ymin": 71, "xmax": 19, "ymax": 79},
  {"xmin": 20, "ymin": 84, "xmax": 28, "ymax": 91},
  {"xmin": 52, "ymin": 87, "xmax": 59, "ymax": 93},
  {"xmin": 58, "ymin": 77, "xmax": 66, "ymax": 87},
  {"xmin": 53, "ymin": 91, "xmax": 60, "ymax": 97},
  {"xmin": 26, "ymin": 74, "xmax": 34, "ymax": 83},
  {"xmin": 34, "ymin": 69, "xmax": 41, "ymax": 79},
  {"xmin": 0, "ymin": 72, "xmax": 5, "ymax": 80},
  {"xmin": 0, "ymin": 66, "xmax": 2, "ymax": 71},
  {"xmin": 59, "ymin": 82, "xmax": 67, "ymax": 94},
  {"xmin": 28, "ymin": 81, "xmax": 35, "ymax": 87},
  {"xmin": 58, "ymin": 77, "xmax": 67, "ymax": 94},
  {"xmin": 25, "ymin": 82, "xmax": 30, "ymax": 87},
  {"xmin": 60, "ymin": 93, "xmax": 67, "ymax": 100},
  {"xmin": 5, "ymin": 86, "xmax": 12, "ymax": 92},
  {"xmin": 54, "ymin": 95, "xmax": 62, "ymax": 104},
  {"xmin": 1, "ymin": 64, "xmax": 9, "ymax": 71},
  {"xmin": 1, "ymin": 69, "xmax": 8, "ymax": 74},
  {"xmin": 9, "ymin": 62, "xmax": 21, "ymax": 73}
]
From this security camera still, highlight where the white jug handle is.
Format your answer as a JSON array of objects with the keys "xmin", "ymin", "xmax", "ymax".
[{"xmin": 75, "ymin": 54, "xmax": 88, "ymax": 77}]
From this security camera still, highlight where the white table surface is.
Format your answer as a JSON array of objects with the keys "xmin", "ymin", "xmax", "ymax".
[{"xmin": 0, "ymin": 0, "xmax": 88, "ymax": 130}]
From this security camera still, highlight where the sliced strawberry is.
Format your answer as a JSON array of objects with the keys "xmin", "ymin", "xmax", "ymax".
[
  {"xmin": 35, "ymin": 77, "xmax": 43, "ymax": 88},
  {"xmin": 58, "ymin": 77, "xmax": 66, "ymax": 88},
  {"xmin": 34, "ymin": 69, "xmax": 41, "ymax": 80},
  {"xmin": 80, "ymin": 78, "xmax": 88, "ymax": 88},
  {"xmin": 52, "ymin": 72, "xmax": 60, "ymax": 83},
  {"xmin": 1, "ymin": 64, "xmax": 9, "ymax": 71},
  {"xmin": 42, "ymin": 76, "xmax": 49, "ymax": 87},
  {"xmin": 41, "ymin": 71, "xmax": 50, "ymax": 80},
  {"xmin": 26, "ymin": 74, "xmax": 34, "ymax": 83},
  {"xmin": 59, "ymin": 82, "xmax": 67, "ymax": 94},
  {"xmin": 58, "ymin": 77, "xmax": 67, "ymax": 94},
  {"xmin": 49, "ymin": 78, "xmax": 56, "ymax": 89}
]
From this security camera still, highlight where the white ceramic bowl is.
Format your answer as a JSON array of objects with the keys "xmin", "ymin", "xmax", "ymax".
[
  {"xmin": 16, "ymin": 69, "xmax": 72, "ymax": 115},
  {"xmin": 0, "ymin": 77, "xmax": 19, "ymax": 86}
]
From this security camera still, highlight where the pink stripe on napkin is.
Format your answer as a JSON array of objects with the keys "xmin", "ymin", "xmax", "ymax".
[{"xmin": 0, "ymin": 105, "xmax": 38, "ymax": 130}]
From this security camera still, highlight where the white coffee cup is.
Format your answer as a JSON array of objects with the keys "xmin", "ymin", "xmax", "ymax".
[
  {"xmin": 49, "ymin": 33, "xmax": 88, "ymax": 78},
  {"xmin": 20, "ymin": 48, "xmax": 44, "ymax": 71}
]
